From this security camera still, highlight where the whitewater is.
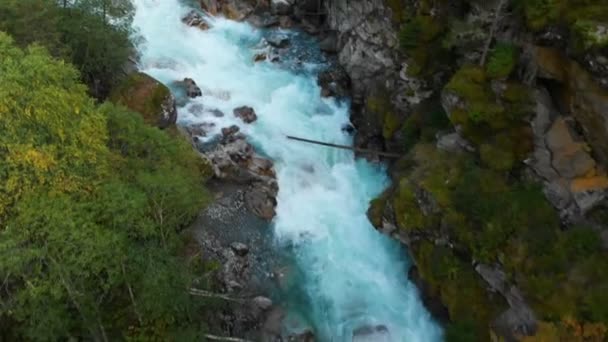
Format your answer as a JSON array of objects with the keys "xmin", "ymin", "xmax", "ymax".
[{"xmin": 131, "ymin": 1, "xmax": 442, "ymax": 340}]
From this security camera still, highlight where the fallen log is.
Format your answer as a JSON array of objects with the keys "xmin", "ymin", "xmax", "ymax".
[{"xmin": 286, "ymin": 135, "xmax": 402, "ymax": 158}]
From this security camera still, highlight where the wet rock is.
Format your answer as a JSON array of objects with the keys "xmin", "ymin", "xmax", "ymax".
[
  {"xmin": 319, "ymin": 31, "xmax": 338, "ymax": 54},
  {"xmin": 254, "ymin": 53, "xmax": 267, "ymax": 62},
  {"xmin": 341, "ymin": 123, "xmax": 355, "ymax": 135},
  {"xmin": 267, "ymin": 35, "xmax": 290, "ymax": 48},
  {"xmin": 230, "ymin": 242, "xmax": 249, "ymax": 257},
  {"xmin": 271, "ymin": 0, "xmax": 294, "ymax": 15},
  {"xmin": 248, "ymin": 14, "xmax": 280, "ymax": 28},
  {"xmin": 222, "ymin": 125, "xmax": 240, "ymax": 137},
  {"xmin": 317, "ymin": 65, "xmax": 351, "ymax": 98},
  {"xmin": 279, "ymin": 15, "xmax": 295, "ymax": 28},
  {"xmin": 182, "ymin": 77, "xmax": 203, "ymax": 98},
  {"xmin": 182, "ymin": 10, "xmax": 209, "ymax": 30},
  {"xmin": 186, "ymin": 122, "xmax": 216, "ymax": 139},
  {"xmin": 233, "ymin": 106, "xmax": 258, "ymax": 123}
]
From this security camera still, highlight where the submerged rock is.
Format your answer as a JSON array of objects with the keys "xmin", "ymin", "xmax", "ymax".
[
  {"xmin": 352, "ymin": 325, "xmax": 391, "ymax": 342},
  {"xmin": 266, "ymin": 35, "xmax": 290, "ymax": 49},
  {"xmin": 182, "ymin": 10, "xmax": 209, "ymax": 30}
]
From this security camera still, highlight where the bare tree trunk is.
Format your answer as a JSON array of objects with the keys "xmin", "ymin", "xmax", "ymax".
[
  {"xmin": 480, "ymin": 0, "xmax": 508, "ymax": 67},
  {"xmin": 121, "ymin": 262, "xmax": 143, "ymax": 325},
  {"xmin": 188, "ymin": 288, "xmax": 244, "ymax": 303}
]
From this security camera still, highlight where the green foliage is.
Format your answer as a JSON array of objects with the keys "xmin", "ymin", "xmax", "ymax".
[
  {"xmin": 399, "ymin": 15, "xmax": 444, "ymax": 50},
  {"xmin": 0, "ymin": 0, "xmax": 133, "ymax": 99},
  {"xmin": 0, "ymin": 33, "xmax": 212, "ymax": 340},
  {"xmin": 445, "ymin": 320, "xmax": 479, "ymax": 342},
  {"xmin": 388, "ymin": 138, "xmax": 607, "ymax": 336},
  {"xmin": 444, "ymin": 65, "xmax": 534, "ymax": 170},
  {"xmin": 486, "ymin": 43, "xmax": 518, "ymax": 79},
  {"xmin": 519, "ymin": 0, "xmax": 608, "ymax": 51},
  {"xmin": 398, "ymin": 13, "xmax": 449, "ymax": 77}
]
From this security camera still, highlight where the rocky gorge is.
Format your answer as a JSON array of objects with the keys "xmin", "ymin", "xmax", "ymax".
[{"xmin": 123, "ymin": 0, "xmax": 608, "ymax": 341}]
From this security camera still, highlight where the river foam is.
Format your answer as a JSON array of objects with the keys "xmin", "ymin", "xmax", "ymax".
[{"xmin": 131, "ymin": 1, "xmax": 443, "ymax": 340}]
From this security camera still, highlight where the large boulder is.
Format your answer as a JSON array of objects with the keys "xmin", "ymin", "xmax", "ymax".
[
  {"xmin": 203, "ymin": 130, "xmax": 278, "ymax": 220},
  {"xmin": 110, "ymin": 72, "xmax": 177, "ymax": 129}
]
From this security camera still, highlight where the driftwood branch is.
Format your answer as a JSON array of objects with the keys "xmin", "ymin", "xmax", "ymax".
[
  {"xmin": 204, "ymin": 334, "xmax": 253, "ymax": 342},
  {"xmin": 188, "ymin": 288, "xmax": 244, "ymax": 303},
  {"xmin": 286, "ymin": 135, "xmax": 402, "ymax": 158},
  {"xmin": 480, "ymin": 0, "xmax": 508, "ymax": 66}
]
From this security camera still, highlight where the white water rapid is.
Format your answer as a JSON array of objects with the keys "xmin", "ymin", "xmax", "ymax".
[{"xmin": 131, "ymin": 1, "xmax": 443, "ymax": 340}]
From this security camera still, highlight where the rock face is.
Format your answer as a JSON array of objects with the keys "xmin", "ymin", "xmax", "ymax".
[
  {"xmin": 110, "ymin": 72, "xmax": 177, "ymax": 129},
  {"xmin": 317, "ymin": 64, "xmax": 350, "ymax": 98},
  {"xmin": 532, "ymin": 47, "xmax": 608, "ymax": 167},
  {"xmin": 527, "ymin": 88, "xmax": 608, "ymax": 219}
]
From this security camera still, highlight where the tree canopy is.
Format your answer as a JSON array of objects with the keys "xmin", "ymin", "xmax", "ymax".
[{"xmin": 0, "ymin": 32, "xmax": 213, "ymax": 340}]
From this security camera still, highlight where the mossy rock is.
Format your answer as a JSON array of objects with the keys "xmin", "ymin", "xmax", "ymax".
[
  {"xmin": 486, "ymin": 42, "xmax": 518, "ymax": 79},
  {"xmin": 110, "ymin": 72, "xmax": 177, "ymax": 129},
  {"xmin": 522, "ymin": 0, "xmax": 608, "ymax": 51}
]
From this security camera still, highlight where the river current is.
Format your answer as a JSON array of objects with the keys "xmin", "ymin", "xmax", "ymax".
[{"xmin": 131, "ymin": 1, "xmax": 442, "ymax": 340}]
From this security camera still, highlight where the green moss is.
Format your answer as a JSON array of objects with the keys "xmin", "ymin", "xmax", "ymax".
[
  {"xmin": 399, "ymin": 15, "xmax": 444, "ymax": 50},
  {"xmin": 520, "ymin": 0, "xmax": 608, "ymax": 51},
  {"xmin": 480, "ymin": 143, "xmax": 515, "ymax": 171},
  {"xmin": 445, "ymin": 66, "xmax": 489, "ymax": 102},
  {"xmin": 393, "ymin": 179, "xmax": 428, "ymax": 231},
  {"xmin": 385, "ymin": 0, "xmax": 406, "ymax": 23},
  {"xmin": 383, "ymin": 110, "xmax": 403, "ymax": 139},
  {"xmin": 368, "ymin": 190, "xmax": 391, "ymax": 228},
  {"xmin": 366, "ymin": 90, "xmax": 405, "ymax": 140},
  {"xmin": 486, "ymin": 43, "xmax": 518, "ymax": 79}
]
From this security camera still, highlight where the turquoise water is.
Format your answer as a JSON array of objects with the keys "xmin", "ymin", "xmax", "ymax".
[{"xmin": 131, "ymin": 1, "xmax": 442, "ymax": 340}]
